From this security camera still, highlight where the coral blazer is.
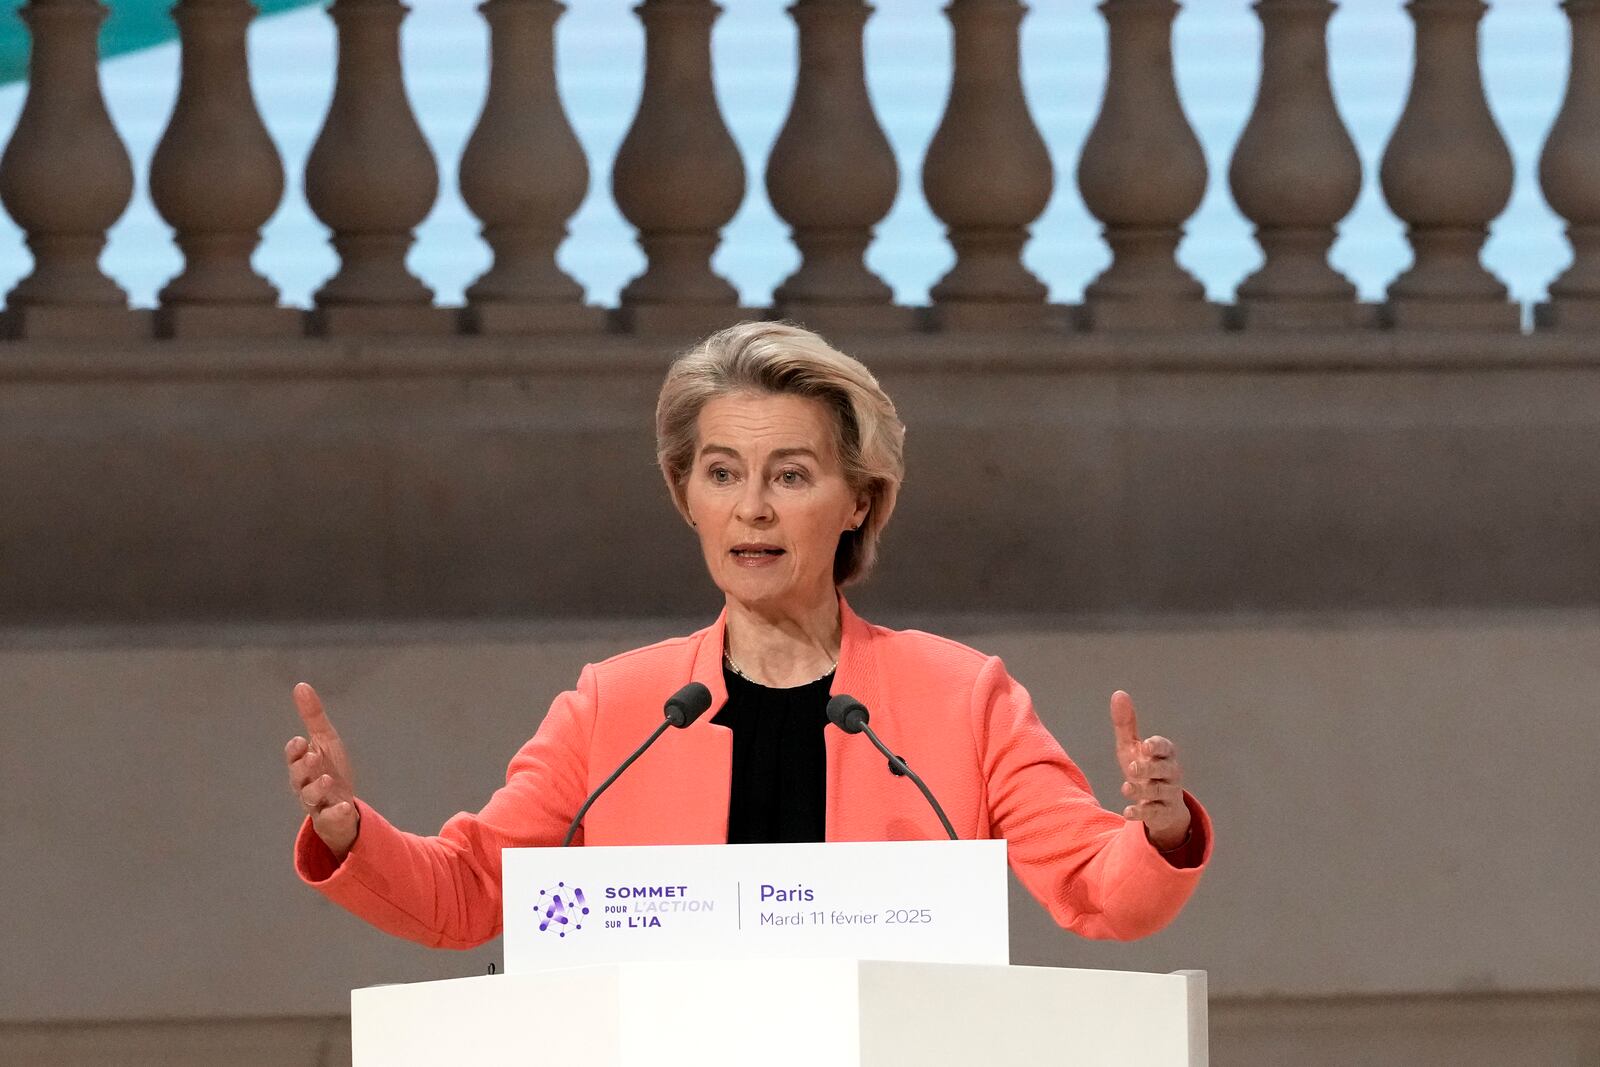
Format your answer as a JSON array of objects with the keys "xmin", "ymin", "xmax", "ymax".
[{"xmin": 296, "ymin": 598, "xmax": 1212, "ymax": 949}]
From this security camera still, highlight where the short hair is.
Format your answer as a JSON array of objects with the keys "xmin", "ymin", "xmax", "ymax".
[{"xmin": 656, "ymin": 321, "xmax": 906, "ymax": 586}]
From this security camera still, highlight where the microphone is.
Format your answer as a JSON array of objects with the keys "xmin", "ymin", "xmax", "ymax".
[
  {"xmin": 561, "ymin": 681, "xmax": 712, "ymax": 847},
  {"xmin": 826, "ymin": 694, "xmax": 958, "ymax": 840}
]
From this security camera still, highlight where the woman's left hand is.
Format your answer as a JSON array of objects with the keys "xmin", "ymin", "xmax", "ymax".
[{"xmin": 1111, "ymin": 690, "xmax": 1192, "ymax": 851}]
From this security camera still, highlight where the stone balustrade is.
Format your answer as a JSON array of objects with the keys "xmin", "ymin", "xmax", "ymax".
[{"xmin": 0, "ymin": 0, "xmax": 1595, "ymax": 339}]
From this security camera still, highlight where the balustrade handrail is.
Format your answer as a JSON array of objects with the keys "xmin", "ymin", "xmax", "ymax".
[{"xmin": 0, "ymin": 0, "xmax": 1593, "ymax": 343}]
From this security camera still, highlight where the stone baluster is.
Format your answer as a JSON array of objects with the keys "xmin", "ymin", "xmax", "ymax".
[
  {"xmin": 1378, "ymin": 0, "xmax": 1516, "ymax": 330},
  {"xmin": 0, "ymin": 0, "xmax": 149, "ymax": 339},
  {"xmin": 1537, "ymin": 0, "xmax": 1600, "ymax": 330},
  {"xmin": 766, "ymin": 0, "xmax": 912, "ymax": 333},
  {"xmin": 459, "ymin": 0, "xmax": 603, "ymax": 335},
  {"xmin": 921, "ymin": 0, "xmax": 1055, "ymax": 331},
  {"xmin": 1229, "ymin": 0, "xmax": 1366, "ymax": 329},
  {"xmin": 1077, "ymin": 0, "xmax": 1216, "ymax": 332},
  {"xmin": 612, "ymin": 0, "xmax": 751, "ymax": 335},
  {"xmin": 305, "ymin": 0, "xmax": 451, "ymax": 335},
  {"xmin": 150, "ymin": 0, "xmax": 300, "ymax": 338}
]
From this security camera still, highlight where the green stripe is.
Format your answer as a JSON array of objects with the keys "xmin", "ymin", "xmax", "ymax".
[{"xmin": 0, "ymin": 0, "xmax": 324, "ymax": 86}]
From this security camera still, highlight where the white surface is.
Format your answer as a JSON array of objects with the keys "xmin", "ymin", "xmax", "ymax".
[
  {"xmin": 351, "ymin": 959, "xmax": 1207, "ymax": 1067},
  {"xmin": 502, "ymin": 840, "xmax": 1009, "ymax": 974},
  {"xmin": 352, "ymin": 966, "xmax": 623, "ymax": 1067}
]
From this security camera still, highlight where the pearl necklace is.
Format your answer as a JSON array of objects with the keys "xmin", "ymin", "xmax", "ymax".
[{"xmin": 723, "ymin": 649, "xmax": 838, "ymax": 687}]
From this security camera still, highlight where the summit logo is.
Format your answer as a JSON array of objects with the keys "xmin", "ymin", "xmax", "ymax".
[{"xmin": 536, "ymin": 882, "xmax": 589, "ymax": 937}]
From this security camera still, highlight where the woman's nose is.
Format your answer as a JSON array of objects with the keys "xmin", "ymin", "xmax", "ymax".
[{"xmin": 735, "ymin": 482, "xmax": 774, "ymax": 524}]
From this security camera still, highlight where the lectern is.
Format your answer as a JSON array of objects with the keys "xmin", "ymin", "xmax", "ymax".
[{"xmin": 352, "ymin": 958, "xmax": 1209, "ymax": 1066}]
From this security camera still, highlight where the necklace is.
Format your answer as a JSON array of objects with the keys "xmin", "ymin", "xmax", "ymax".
[{"xmin": 723, "ymin": 649, "xmax": 837, "ymax": 688}]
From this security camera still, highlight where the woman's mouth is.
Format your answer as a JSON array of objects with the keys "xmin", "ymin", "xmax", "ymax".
[{"xmin": 730, "ymin": 544, "xmax": 785, "ymax": 565}]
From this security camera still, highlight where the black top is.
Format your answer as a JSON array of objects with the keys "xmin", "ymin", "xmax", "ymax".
[{"xmin": 713, "ymin": 664, "xmax": 833, "ymax": 844}]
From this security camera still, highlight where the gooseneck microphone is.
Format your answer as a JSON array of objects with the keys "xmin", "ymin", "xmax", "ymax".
[
  {"xmin": 826, "ymin": 694, "xmax": 959, "ymax": 840},
  {"xmin": 561, "ymin": 681, "xmax": 713, "ymax": 847}
]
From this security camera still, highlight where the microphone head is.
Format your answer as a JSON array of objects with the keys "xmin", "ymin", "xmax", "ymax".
[
  {"xmin": 663, "ymin": 681, "xmax": 713, "ymax": 728},
  {"xmin": 826, "ymin": 694, "xmax": 870, "ymax": 735}
]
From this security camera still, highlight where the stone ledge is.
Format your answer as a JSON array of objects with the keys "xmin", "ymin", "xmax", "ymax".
[
  {"xmin": 308, "ymin": 305, "xmax": 458, "ymax": 337},
  {"xmin": 2, "ymin": 358, "xmax": 1597, "ymax": 623},
  {"xmin": 0, "ymin": 306, "xmax": 155, "ymax": 341},
  {"xmin": 3, "ymin": 992, "xmax": 1596, "ymax": 1067},
  {"xmin": 773, "ymin": 302, "xmax": 923, "ymax": 335},
  {"xmin": 460, "ymin": 302, "xmax": 609, "ymax": 336},
  {"xmin": 155, "ymin": 305, "xmax": 307, "ymax": 339},
  {"xmin": 2, "ymin": 329, "xmax": 1599, "ymax": 383},
  {"xmin": 4, "ymin": 604, "xmax": 1595, "ymax": 653},
  {"xmin": 0, "ymin": 1017, "xmax": 349, "ymax": 1067},
  {"xmin": 608, "ymin": 304, "xmax": 769, "ymax": 337}
]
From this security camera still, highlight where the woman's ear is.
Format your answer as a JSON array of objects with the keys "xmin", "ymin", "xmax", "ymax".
[{"xmin": 850, "ymin": 492, "xmax": 871, "ymax": 531}]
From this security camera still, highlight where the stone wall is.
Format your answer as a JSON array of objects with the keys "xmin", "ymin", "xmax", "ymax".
[
  {"xmin": 3, "ymin": 608, "xmax": 1595, "ymax": 1061},
  {"xmin": 4, "ymin": 333, "xmax": 1598, "ymax": 624}
]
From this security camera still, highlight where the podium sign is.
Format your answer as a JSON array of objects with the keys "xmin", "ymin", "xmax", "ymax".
[{"xmin": 502, "ymin": 840, "xmax": 1008, "ymax": 974}]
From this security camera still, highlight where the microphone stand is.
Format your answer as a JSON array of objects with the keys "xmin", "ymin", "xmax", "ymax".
[
  {"xmin": 827, "ymin": 694, "xmax": 959, "ymax": 841},
  {"xmin": 561, "ymin": 682, "xmax": 712, "ymax": 847}
]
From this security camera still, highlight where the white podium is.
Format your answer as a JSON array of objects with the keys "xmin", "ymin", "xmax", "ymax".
[{"xmin": 352, "ymin": 958, "xmax": 1208, "ymax": 1066}]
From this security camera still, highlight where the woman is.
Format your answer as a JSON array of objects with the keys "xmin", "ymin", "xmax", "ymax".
[{"xmin": 286, "ymin": 321, "xmax": 1210, "ymax": 949}]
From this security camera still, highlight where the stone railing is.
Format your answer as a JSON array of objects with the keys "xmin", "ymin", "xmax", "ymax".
[
  {"xmin": 3, "ymin": 0, "xmax": 1598, "ymax": 627},
  {"xmin": 0, "ymin": 0, "xmax": 1597, "ymax": 341}
]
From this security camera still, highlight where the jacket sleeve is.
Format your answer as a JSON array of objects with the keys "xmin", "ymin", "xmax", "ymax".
[
  {"xmin": 292, "ymin": 665, "xmax": 598, "ymax": 949},
  {"xmin": 972, "ymin": 656, "xmax": 1212, "ymax": 940}
]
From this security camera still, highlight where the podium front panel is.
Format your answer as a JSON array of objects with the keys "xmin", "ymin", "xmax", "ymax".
[{"xmin": 351, "ymin": 960, "xmax": 1207, "ymax": 1066}]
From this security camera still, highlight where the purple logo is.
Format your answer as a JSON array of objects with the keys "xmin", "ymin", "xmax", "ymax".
[{"xmin": 536, "ymin": 882, "xmax": 589, "ymax": 937}]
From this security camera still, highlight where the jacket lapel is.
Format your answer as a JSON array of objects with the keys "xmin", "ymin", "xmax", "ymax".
[
  {"xmin": 662, "ymin": 608, "xmax": 734, "ymax": 843},
  {"xmin": 826, "ymin": 595, "xmax": 884, "ymax": 840}
]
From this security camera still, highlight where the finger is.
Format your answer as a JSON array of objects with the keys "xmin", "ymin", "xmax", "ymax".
[
  {"xmin": 316, "ymin": 800, "xmax": 358, "ymax": 829},
  {"xmin": 288, "ymin": 743, "xmax": 325, "ymax": 788},
  {"xmin": 284, "ymin": 737, "xmax": 310, "ymax": 784},
  {"xmin": 1144, "ymin": 784, "xmax": 1185, "ymax": 811},
  {"xmin": 1143, "ymin": 735, "xmax": 1175, "ymax": 760},
  {"xmin": 1126, "ymin": 756, "xmax": 1181, "ymax": 784},
  {"xmin": 1125, "ymin": 774, "xmax": 1184, "ymax": 804},
  {"xmin": 1109, "ymin": 690, "xmax": 1141, "ymax": 751},
  {"xmin": 299, "ymin": 773, "xmax": 337, "ymax": 813},
  {"xmin": 287, "ymin": 746, "xmax": 325, "ymax": 794},
  {"xmin": 1121, "ymin": 778, "xmax": 1170, "ymax": 803},
  {"xmin": 312, "ymin": 801, "xmax": 359, "ymax": 846},
  {"xmin": 293, "ymin": 682, "xmax": 338, "ymax": 742},
  {"xmin": 1126, "ymin": 792, "xmax": 1183, "ymax": 823}
]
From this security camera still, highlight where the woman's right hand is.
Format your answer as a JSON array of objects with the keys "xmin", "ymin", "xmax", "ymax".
[{"xmin": 285, "ymin": 682, "xmax": 360, "ymax": 859}]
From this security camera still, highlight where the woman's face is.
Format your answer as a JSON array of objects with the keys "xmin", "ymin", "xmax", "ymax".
[{"xmin": 682, "ymin": 390, "xmax": 869, "ymax": 617}]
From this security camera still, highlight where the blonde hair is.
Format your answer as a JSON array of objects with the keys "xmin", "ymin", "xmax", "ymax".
[{"xmin": 656, "ymin": 321, "xmax": 906, "ymax": 586}]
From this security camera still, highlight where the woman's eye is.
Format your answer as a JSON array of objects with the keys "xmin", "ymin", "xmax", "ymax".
[
  {"xmin": 709, "ymin": 467, "xmax": 733, "ymax": 484},
  {"xmin": 778, "ymin": 469, "xmax": 807, "ymax": 485}
]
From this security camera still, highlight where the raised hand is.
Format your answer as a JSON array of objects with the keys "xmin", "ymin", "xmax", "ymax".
[
  {"xmin": 1110, "ymin": 690, "xmax": 1191, "ymax": 851},
  {"xmin": 285, "ymin": 682, "xmax": 360, "ymax": 858}
]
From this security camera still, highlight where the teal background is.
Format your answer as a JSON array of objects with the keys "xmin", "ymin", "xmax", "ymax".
[{"xmin": 0, "ymin": 0, "xmax": 321, "ymax": 83}]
